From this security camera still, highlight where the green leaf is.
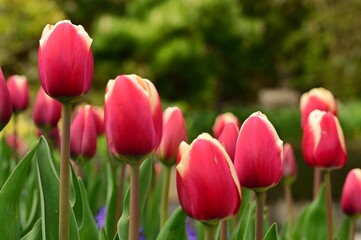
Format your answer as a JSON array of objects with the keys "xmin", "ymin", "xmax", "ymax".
[
  {"xmin": 0, "ymin": 136, "xmax": 14, "ymax": 187},
  {"xmin": 156, "ymin": 207, "xmax": 187, "ymax": 240},
  {"xmin": 117, "ymin": 157, "xmax": 153, "ymax": 240},
  {"xmin": 21, "ymin": 218, "xmax": 42, "ymax": 240},
  {"xmin": 0, "ymin": 141, "xmax": 38, "ymax": 239},
  {"xmin": 105, "ymin": 163, "xmax": 121, "ymax": 238},
  {"xmin": 71, "ymin": 167, "xmax": 83, "ymax": 226},
  {"xmin": 99, "ymin": 228, "xmax": 110, "ymax": 240},
  {"xmin": 336, "ymin": 216, "xmax": 351, "ymax": 240},
  {"xmin": 231, "ymin": 200, "xmax": 256, "ymax": 240},
  {"xmin": 264, "ymin": 223, "xmax": 279, "ymax": 240}
]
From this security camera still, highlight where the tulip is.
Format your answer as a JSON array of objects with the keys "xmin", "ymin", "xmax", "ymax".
[
  {"xmin": 33, "ymin": 88, "xmax": 62, "ymax": 131},
  {"xmin": 300, "ymin": 88, "xmax": 337, "ymax": 129},
  {"xmin": 213, "ymin": 112, "xmax": 240, "ymax": 139},
  {"xmin": 217, "ymin": 122, "xmax": 239, "ymax": 162},
  {"xmin": 7, "ymin": 75, "xmax": 29, "ymax": 113},
  {"xmin": 176, "ymin": 133, "xmax": 241, "ymax": 239},
  {"xmin": 70, "ymin": 105, "xmax": 97, "ymax": 164},
  {"xmin": 92, "ymin": 106, "xmax": 105, "ymax": 135},
  {"xmin": 6, "ymin": 134, "xmax": 28, "ymax": 158},
  {"xmin": 341, "ymin": 169, "xmax": 361, "ymax": 240},
  {"xmin": 234, "ymin": 111, "xmax": 283, "ymax": 240},
  {"xmin": 0, "ymin": 68, "xmax": 12, "ymax": 131},
  {"xmin": 283, "ymin": 143, "xmax": 298, "ymax": 182},
  {"xmin": 104, "ymin": 74, "xmax": 162, "ymax": 239},
  {"xmin": 38, "ymin": 20, "xmax": 93, "ymax": 104}
]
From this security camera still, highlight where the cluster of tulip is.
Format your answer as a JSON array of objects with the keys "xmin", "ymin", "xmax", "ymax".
[{"xmin": 0, "ymin": 19, "xmax": 360, "ymax": 240}]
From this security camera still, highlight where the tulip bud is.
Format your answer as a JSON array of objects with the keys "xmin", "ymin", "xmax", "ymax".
[
  {"xmin": 234, "ymin": 112, "xmax": 283, "ymax": 192},
  {"xmin": 213, "ymin": 112, "xmax": 240, "ymax": 139},
  {"xmin": 341, "ymin": 169, "xmax": 361, "ymax": 216},
  {"xmin": 38, "ymin": 20, "xmax": 94, "ymax": 104},
  {"xmin": 0, "ymin": 68, "xmax": 12, "ymax": 131},
  {"xmin": 33, "ymin": 88, "xmax": 62, "ymax": 131},
  {"xmin": 300, "ymin": 88, "xmax": 337, "ymax": 129},
  {"xmin": 7, "ymin": 75, "xmax": 29, "ymax": 113},
  {"xmin": 176, "ymin": 133, "xmax": 241, "ymax": 222},
  {"xmin": 156, "ymin": 107, "xmax": 187, "ymax": 165},
  {"xmin": 283, "ymin": 143, "xmax": 297, "ymax": 184},
  {"xmin": 302, "ymin": 110, "xmax": 347, "ymax": 169},
  {"xmin": 70, "ymin": 105, "xmax": 98, "ymax": 163},
  {"xmin": 217, "ymin": 122, "xmax": 239, "ymax": 162},
  {"xmin": 104, "ymin": 74, "xmax": 162, "ymax": 162},
  {"xmin": 92, "ymin": 106, "xmax": 105, "ymax": 135},
  {"xmin": 6, "ymin": 134, "xmax": 28, "ymax": 158}
]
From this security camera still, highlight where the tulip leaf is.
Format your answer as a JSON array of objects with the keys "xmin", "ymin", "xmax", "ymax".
[
  {"xmin": 263, "ymin": 223, "xmax": 279, "ymax": 240},
  {"xmin": 35, "ymin": 136, "xmax": 80, "ymax": 240},
  {"xmin": 117, "ymin": 156, "xmax": 154, "ymax": 240},
  {"xmin": 156, "ymin": 207, "xmax": 187, "ymax": 240},
  {"xmin": 0, "ymin": 141, "xmax": 38, "ymax": 239},
  {"xmin": 0, "ymin": 136, "xmax": 14, "ymax": 187},
  {"xmin": 336, "ymin": 216, "xmax": 351, "ymax": 240},
  {"xmin": 100, "ymin": 228, "xmax": 110, "ymax": 240},
  {"xmin": 231, "ymin": 200, "xmax": 256, "ymax": 240},
  {"xmin": 105, "ymin": 163, "xmax": 121, "ymax": 238},
  {"xmin": 21, "ymin": 218, "xmax": 41, "ymax": 240}
]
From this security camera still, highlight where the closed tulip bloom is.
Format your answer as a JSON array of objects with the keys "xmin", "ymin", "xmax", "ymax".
[
  {"xmin": 213, "ymin": 112, "xmax": 240, "ymax": 139},
  {"xmin": 234, "ymin": 112, "xmax": 283, "ymax": 192},
  {"xmin": 38, "ymin": 20, "xmax": 94, "ymax": 103},
  {"xmin": 105, "ymin": 74, "xmax": 162, "ymax": 161},
  {"xmin": 341, "ymin": 169, "xmax": 361, "ymax": 215},
  {"xmin": 70, "ymin": 105, "xmax": 97, "ymax": 162},
  {"xmin": 92, "ymin": 106, "xmax": 105, "ymax": 135},
  {"xmin": 7, "ymin": 75, "xmax": 29, "ymax": 113},
  {"xmin": 283, "ymin": 143, "xmax": 298, "ymax": 183},
  {"xmin": 302, "ymin": 110, "xmax": 347, "ymax": 169},
  {"xmin": 218, "ymin": 122, "xmax": 239, "ymax": 162},
  {"xmin": 0, "ymin": 69, "xmax": 12, "ymax": 131},
  {"xmin": 300, "ymin": 88, "xmax": 337, "ymax": 129},
  {"xmin": 33, "ymin": 88, "xmax": 62, "ymax": 130},
  {"xmin": 156, "ymin": 107, "xmax": 187, "ymax": 165},
  {"xmin": 176, "ymin": 133, "xmax": 241, "ymax": 222}
]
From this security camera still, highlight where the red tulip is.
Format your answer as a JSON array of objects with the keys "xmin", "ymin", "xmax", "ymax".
[
  {"xmin": 302, "ymin": 110, "xmax": 347, "ymax": 169},
  {"xmin": 234, "ymin": 112, "xmax": 283, "ymax": 192},
  {"xmin": 70, "ymin": 105, "xmax": 97, "ymax": 162},
  {"xmin": 156, "ymin": 107, "xmax": 187, "ymax": 165},
  {"xmin": 217, "ymin": 122, "xmax": 239, "ymax": 162},
  {"xmin": 92, "ymin": 106, "xmax": 105, "ymax": 135},
  {"xmin": 300, "ymin": 88, "xmax": 337, "ymax": 129},
  {"xmin": 33, "ymin": 88, "xmax": 62, "ymax": 130},
  {"xmin": 213, "ymin": 112, "xmax": 240, "ymax": 139},
  {"xmin": 0, "ymin": 68, "xmax": 12, "ymax": 131},
  {"xmin": 6, "ymin": 134, "xmax": 28, "ymax": 158},
  {"xmin": 104, "ymin": 74, "xmax": 162, "ymax": 160},
  {"xmin": 176, "ymin": 133, "xmax": 241, "ymax": 221},
  {"xmin": 38, "ymin": 20, "xmax": 94, "ymax": 104},
  {"xmin": 283, "ymin": 143, "xmax": 297, "ymax": 182},
  {"xmin": 341, "ymin": 169, "xmax": 361, "ymax": 215},
  {"xmin": 7, "ymin": 75, "xmax": 29, "ymax": 113}
]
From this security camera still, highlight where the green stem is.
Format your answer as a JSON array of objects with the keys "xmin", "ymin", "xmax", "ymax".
[
  {"xmin": 349, "ymin": 216, "xmax": 356, "ymax": 240},
  {"xmin": 203, "ymin": 223, "xmax": 216, "ymax": 240},
  {"xmin": 220, "ymin": 220, "xmax": 227, "ymax": 240},
  {"xmin": 255, "ymin": 192, "xmax": 265, "ymax": 240},
  {"xmin": 313, "ymin": 168, "xmax": 321, "ymax": 199},
  {"xmin": 114, "ymin": 163, "xmax": 127, "ymax": 235},
  {"xmin": 129, "ymin": 163, "xmax": 141, "ymax": 240},
  {"xmin": 59, "ymin": 103, "xmax": 72, "ymax": 240},
  {"xmin": 324, "ymin": 170, "xmax": 333, "ymax": 240},
  {"xmin": 284, "ymin": 183, "xmax": 294, "ymax": 228},
  {"xmin": 160, "ymin": 165, "xmax": 171, "ymax": 228}
]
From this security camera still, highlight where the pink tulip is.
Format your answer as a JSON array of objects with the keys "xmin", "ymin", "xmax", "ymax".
[
  {"xmin": 213, "ymin": 112, "xmax": 240, "ymax": 139},
  {"xmin": 156, "ymin": 107, "xmax": 187, "ymax": 165},
  {"xmin": 234, "ymin": 112, "xmax": 283, "ymax": 192},
  {"xmin": 92, "ymin": 106, "xmax": 105, "ymax": 135},
  {"xmin": 176, "ymin": 133, "xmax": 241, "ymax": 221},
  {"xmin": 302, "ymin": 110, "xmax": 347, "ymax": 169},
  {"xmin": 7, "ymin": 75, "xmax": 29, "ymax": 113},
  {"xmin": 33, "ymin": 88, "xmax": 62, "ymax": 130},
  {"xmin": 341, "ymin": 169, "xmax": 361, "ymax": 215},
  {"xmin": 283, "ymin": 143, "xmax": 298, "ymax": 180},
  {"xmin": 0, "ymin": 68, "xmax": 12, "ymax": 131},
  {"xmin": 38, "ymin": 20, "xmax": 93, "ymax": 103},
  {"xmin": 218, "ymin": 122, "xmax": 239, "ymax": 162},
  {"xmin": 104, "ymin": 74, "xmax": 162, "ymax": 160},
  {"xmin": 300, "ymin": 88, "xmax": 337, "ymax": 129},
  {"xmin": 70, "ymin": 105, "xmax": 97, "ymax": 161}
]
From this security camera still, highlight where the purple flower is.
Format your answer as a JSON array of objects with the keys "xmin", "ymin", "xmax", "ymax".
[
  {"xmin": 186, "ymin": 218, "xmax": 197, "ymax": 240},
  {"xmin": 95, "ymin": 206, "xmax": 106, "ymax": 229}
]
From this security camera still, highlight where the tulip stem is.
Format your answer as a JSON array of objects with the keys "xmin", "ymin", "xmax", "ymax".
[
  {"xmin": 59, "ymin": 103, "xmax": 72, "ymax": 240},
  {"xmin": 349, "ymin": 216, "xmax": 356, "ymax": 240},
  {"xmin": 203, "ymin": 223, "xmax": 216, "ymax": 240},
  {"xmin": 220, "ymin": 220, "xmax": 227, "ymax": 240},
  {"xmin": 130, "ymin": 163, "xmax": 140, "ymax": 240},
  {"xmin": 255, "ymin": 192, "xmax": 265, "ymax": 240},
  {"xmin": 114, "ymin": 163, "xmax": 127, "ymax": 235},
  {"xmin": 324, "ymin": 170, "xmax": 333, "ymax": 240},
  {"xmin": 283, "ymin": 183, "xmax": 294, "ymax": 227},
  {"xmin": 160, "ymin": 165, "xmax": 171, "ymax": 228},
  {"xmin": 313, "ymin": 168, "xmax": 321, "ymax": 199}
]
